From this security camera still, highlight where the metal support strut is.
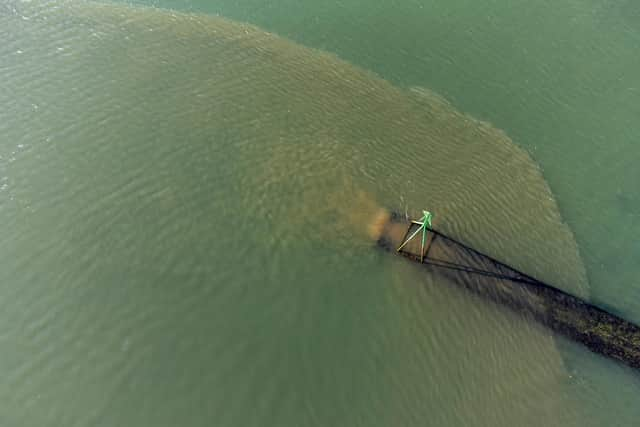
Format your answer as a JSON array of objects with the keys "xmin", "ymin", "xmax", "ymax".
[{"xmin": 396, "ymin": 210, "xmax": 433, "ymax": 262}]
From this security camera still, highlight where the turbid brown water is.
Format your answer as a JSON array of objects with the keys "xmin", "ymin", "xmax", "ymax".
[{"xmin": 0, "ymin": 1, "xmax": 598, "ymax": 426}]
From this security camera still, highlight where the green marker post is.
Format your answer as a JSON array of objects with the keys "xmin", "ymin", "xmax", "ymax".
[{"xmin": 397, "ymin": 210, "xmax": 433, "ymax": 262}]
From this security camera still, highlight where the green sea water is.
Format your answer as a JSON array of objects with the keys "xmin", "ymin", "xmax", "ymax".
[{"xmin": 1, "ymin": 0, "xmax": 640, "ymax": 426}]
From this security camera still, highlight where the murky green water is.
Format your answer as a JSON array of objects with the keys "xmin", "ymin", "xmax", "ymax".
[{"xmin": 1, "ymin": 0, "xmax": 640, "ymax": 426}]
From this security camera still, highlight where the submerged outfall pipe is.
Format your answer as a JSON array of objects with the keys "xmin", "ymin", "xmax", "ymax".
[{"xmin": 374, "ymin": 211, "xmax": 640, "ymax": 371}]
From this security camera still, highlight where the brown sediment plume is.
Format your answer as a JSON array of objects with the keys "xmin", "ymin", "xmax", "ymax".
[
  {"xmin": 367, "ymin": 209, "xmax": 392, "ymax": 241},
  {"xmin": 3, "ymin": 0, "xmax": 590, "ymax": 299},
  {"xmin": 2, "ymin": 0, "xmax": 589, "ymax": 300}
]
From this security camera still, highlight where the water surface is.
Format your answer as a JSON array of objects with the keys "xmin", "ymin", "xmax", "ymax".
[{"xmin": 1, "ymin": 1, "xmax": 640, "ymax": 426}]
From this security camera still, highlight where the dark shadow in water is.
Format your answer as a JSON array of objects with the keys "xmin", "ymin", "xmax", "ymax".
[{"xmin": 377, "ymin": 211, "xmax": 640, "ymax": 372}]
